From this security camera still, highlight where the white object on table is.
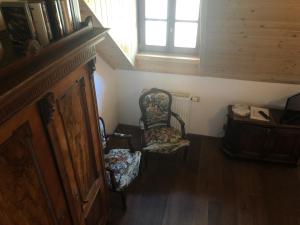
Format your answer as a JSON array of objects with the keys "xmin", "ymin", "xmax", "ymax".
[
  {"xmin": 250, "ymin": 106, "xmax": 270, "ymax": 121},
  {"xmin": 232, "ymin": 104, "xmax": 250, "ymax": 117}
]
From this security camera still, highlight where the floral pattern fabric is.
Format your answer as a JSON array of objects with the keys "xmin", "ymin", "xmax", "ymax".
[
  {"xmin": 143, "ymin": 126, "xmax": 190, "ymax": 154},
  {"xmin": 105, "ymin": 149, "xmax": 141, "ymax": 191},
  {"xmin": 141, "ymin": 92, "xmax": 171, "ymax": 127}
]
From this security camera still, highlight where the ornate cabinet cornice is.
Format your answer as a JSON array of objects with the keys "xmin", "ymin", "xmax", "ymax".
[{"xmin": 0, "ymin": 26, "xmax": 107, "ymax": 125}]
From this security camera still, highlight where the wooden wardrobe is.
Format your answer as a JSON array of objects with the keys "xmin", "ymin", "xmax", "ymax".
[{"xmin": 0, "ymin": 21, "xmax": 109, "ymax": 225}]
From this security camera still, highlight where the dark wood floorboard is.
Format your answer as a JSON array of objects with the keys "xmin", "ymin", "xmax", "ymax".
[{"xmin": 108, "ymin": 125, "xmax": 300, "ymax": 225}]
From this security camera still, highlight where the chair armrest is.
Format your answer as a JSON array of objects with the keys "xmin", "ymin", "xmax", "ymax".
[
  {"xmin": 171, "ymin": 111, "xmax": 186, "ymax": 137},
  {"xmin": 106, "ymin": 168, "xmax": 118, "ymax": 191},
  {"xmin": 139, "ymin": 117, "xmax": 145, "ymax": 130},
  {"xmin": 108, "ymin": 133, "xmax": 135, "ymax": 152},
  {"xmin": 109, "ymin": 133, "xmax": 132, "ymax": 139}
]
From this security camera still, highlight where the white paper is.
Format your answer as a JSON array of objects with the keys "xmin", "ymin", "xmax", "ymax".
[{"xmin": 250, "ymin": 106, "xmax": 270, "ymax": 121}]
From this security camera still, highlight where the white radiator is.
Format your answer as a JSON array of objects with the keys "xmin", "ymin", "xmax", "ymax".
[
  {"xmin": 141, "ymin": 89, "xmax": 192, "ymax": 133},
  {"xmin": 170, "ymin": 91, "xmax": 191, "ymax": 134}
]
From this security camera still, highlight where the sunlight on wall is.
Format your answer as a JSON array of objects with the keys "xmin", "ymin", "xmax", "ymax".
[
  {"xmin": 84, "ymin": 0, "xmax": 137, "ymax": 63},
  {"xmin": 92, "ymin": 55, "xmax": 119, "ymax": 133},
  {"xmin": 93, "ymin": 71, "xmax": 105, "ymax": 115}
]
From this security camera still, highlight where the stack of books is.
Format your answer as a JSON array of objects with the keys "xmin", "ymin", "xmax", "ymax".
[{"xmin": 0, "ymin": 0, "xmax": 81, "ymax": 55}]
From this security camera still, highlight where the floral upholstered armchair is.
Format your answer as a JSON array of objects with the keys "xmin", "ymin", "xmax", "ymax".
[
  {"xmin": 139, "ymin": 88, "xmax": 190, "ymax": 164},
  {"xmin": 99, "ymin": 117, "xmax": 141, "ymax": 210}
]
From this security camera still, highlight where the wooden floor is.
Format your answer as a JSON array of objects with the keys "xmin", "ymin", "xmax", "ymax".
[{"xmin": 108, "ymin": 125, "xmax": 300, "ymax": 225}]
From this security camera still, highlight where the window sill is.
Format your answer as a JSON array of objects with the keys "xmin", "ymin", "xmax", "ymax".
[{"xmin": 134, "ymin": 52, "xmax": 200, "ymax": 75}]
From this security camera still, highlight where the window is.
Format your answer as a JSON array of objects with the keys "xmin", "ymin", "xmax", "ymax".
[{"xmin": 138, "ymin": 0, "xmax": 201, "ymax": 55}]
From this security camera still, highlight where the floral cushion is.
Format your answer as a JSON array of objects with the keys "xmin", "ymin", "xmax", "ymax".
[
  {"xmin": 143, "ymin": 126, "xmax": 190, "ymax": 154},
  {"xmin": 105, "ymin": 149, "xmax": 141, "ymax": 191},
  {"xmin": 141, "ymin": 91, "xmax": 171, "ymax": 127}
]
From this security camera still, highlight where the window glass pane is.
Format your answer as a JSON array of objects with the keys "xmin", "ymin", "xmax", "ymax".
[
  {"xmin": 174, "ymin": 22, "xmax": 198, "ymax": 48},
  {"xmin": 145, "ymin": 0, "xmax": 168, "ymax": 19},
  {"xmin": 176, "ymin": 0, "xmax": 200, "ymax": 21},
  {"xmin": 145, "ymin": 20, "xmax": 167, "ymax": 46}
]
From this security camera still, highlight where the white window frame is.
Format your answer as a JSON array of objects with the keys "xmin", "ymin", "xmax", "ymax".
[{"xmin": 138, "ymin": 0, "xmax": 201, "ymax": 55}]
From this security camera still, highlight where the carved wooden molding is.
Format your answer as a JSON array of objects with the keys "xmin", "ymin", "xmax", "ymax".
[
  {"xmin": 88, "ymin": 57, "xmax": 97, "ymax": 78},
  {"xmin": 15, "ymin": 121, "xmax": 33, "ymax": 139},
  {"xmin": 38, "ymin": 93, "xmax": 56, "ymax": 125},
  {"xmin": 0, "ymin": 46, "xmax": 96, "ymax": 125}
]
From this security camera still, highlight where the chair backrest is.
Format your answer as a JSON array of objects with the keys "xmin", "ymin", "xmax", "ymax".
[
  {"xmin": 99, "ymin": 117, "xmax": 107, "ymax": 151},
  {"xmin": 139, "ymin": 88, "xmax": 172, "ymax": 129}
]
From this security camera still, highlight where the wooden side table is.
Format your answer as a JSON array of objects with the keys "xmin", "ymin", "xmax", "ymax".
[{"xmin": 222, "ymin": 105, "xmax": 300, "ymax": 166}]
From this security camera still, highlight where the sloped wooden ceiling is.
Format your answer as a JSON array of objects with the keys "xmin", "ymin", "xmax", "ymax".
[
  {"xmin": 200, "ymin": 0, "xmax": 300, "ymax": 83},
  {"xmin": 79, "ymin": 0, "xmax": 136, "ymax": 69},
  {"xmin": 79, "ymin": 0, "xmax": 300, "ymax": 84}
]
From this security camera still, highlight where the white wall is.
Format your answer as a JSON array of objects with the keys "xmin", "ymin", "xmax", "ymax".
[
  {"xmin": 116, "ymin": 70, "xmax": 300, "ymax": 137},
  {"xmin": 93, "ymin": 54, "xmax": 119, "ymax": 133}
]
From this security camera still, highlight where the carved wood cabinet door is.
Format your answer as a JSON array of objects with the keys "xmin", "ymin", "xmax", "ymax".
[
  {"xmin": 38, "ymin": 65, "xmax": 108, "ymax": 225},
  {"xmin": 0, "ymin": 100, "xmax": 73, "ymax": 225}
]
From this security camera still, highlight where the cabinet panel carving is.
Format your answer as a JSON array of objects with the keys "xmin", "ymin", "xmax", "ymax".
[
  {"xmin": 58, "ymin": 78, "xmax": 98, "ymax": 201},
  {"xmin": 0, "ymin": 122, "xmax": 55, "ymax": 225},
  {"xmin": 38, "ymin": 69, "xmax": 108, "ymax": 225}
]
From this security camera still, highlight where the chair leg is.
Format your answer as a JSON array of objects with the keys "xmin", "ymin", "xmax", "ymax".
[
  {"xmin": 184, "ymin": 146, "xmax": 189, "ymax": 161},
  {"xmin": 144, "ymin": 151, "xmax": 148, "ymax": 170},
  {"xmin": 138, "ymin": 160, "xmax": 143, "ymax": 179},
  {"xmin": 120, "ymin": 191, "xmax": 127, "ymax": 210}
]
